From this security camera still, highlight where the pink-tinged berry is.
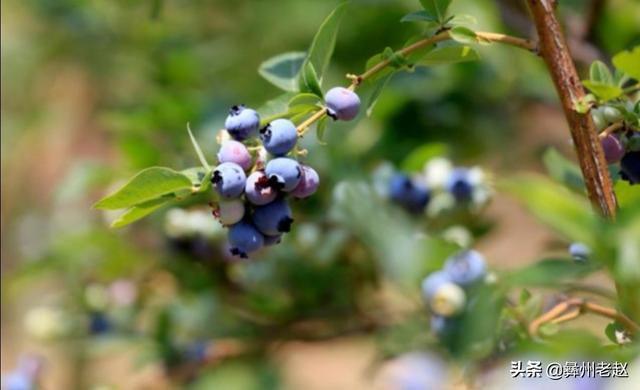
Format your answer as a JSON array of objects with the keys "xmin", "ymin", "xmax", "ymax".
[{"xmin": 217, "ymin": 140, "xmax": 252, "ymax": 170}]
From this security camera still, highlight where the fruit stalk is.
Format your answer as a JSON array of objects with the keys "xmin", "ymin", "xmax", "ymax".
[{"xmin": 526, "ymin": 0, "xmax": 617, "ymax": 219}]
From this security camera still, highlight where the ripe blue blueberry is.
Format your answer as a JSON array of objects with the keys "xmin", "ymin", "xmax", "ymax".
[
  {"xmin": 252, "ymin": 198, "xmax": 294, "ymax": 236},
  {"xmin": 600, "ymin": 134, "xmax": 625, "ymax": 164},
  {"xmin": 445, "ymin": 168, "xmax": 474, "ymax": 202},
  {"xmin": 224, "ymin": 105, "xmax": 260, "ymax": 141},
  {"xmin": 569, "ymin": 242, "xmax": 591, "ymax": 262},
  {"xmin": 620, "ymin": 151, "xmax": 640, "ymax": 184},
  {"xmin": 228, "ymin": 221, "xmax": 264, "ymax": 258},
  {"xmin": 263, "ymin": 234, "xmax": 283, "ymax": 246},
  {"xmin": 217, "ymin": 140, "xmax": 252, "ymax": 170},
  {"xmin": 260, "ymin": 119, "xmax": 298, "ymax": 156},
  {"xmin": 89, "ymin": 312, "xmax": 110, "ymax": 335},
  {"xmin": 291, "ymin": 165, "xmax": 320, "ymax": 199},
  {"xmin": 389, "ymin": 173, "xmax": 430, "ymax": 213},
  {"xmin": 212, "ymin": 162, "xmax": 246, "ymax": 198},
  {"xmin": 215, "ymin": 199, "xmax": 245, "ymax": 225},
  {"xmin": 443, "ymin": 250, "xmax": 486, "ymax": 287},
  {"xmin": 265, "ymin": 157, "xmax": 302, "ymax": 192},
  {"xmin": 245, "ymin": 171, "xmax": 277, "ymax": 205},
  {"xmin": 325, "ymin": 87, "xmax": 361, "ymax": 121}
]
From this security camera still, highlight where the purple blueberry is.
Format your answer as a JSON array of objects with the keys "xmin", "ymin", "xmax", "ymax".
[
  {"xmin": 252, "ymin": 198, "xmax": 293, "ymax": 236},
  {"xmin": 224, "ymin": 105, "xmax": 260, "ymax": 141},
  {"xmin": 445, "ymin": 168, "xmax": 474, "ymax": 202},
  {"xmin": 265, "ymin": 157, "xmax": 302, "ymax": 192},
  {"xmin": 245, "ymin": 171, "xmax": 277, "ymax": 205},
  {"xmin": 443, "ymin": 250, "xmax": 486, "ymax": 287},
  {"xmin": 217, "ymin": 140, "xmax": 252, "ymax": 170},
  {"xmin": 600, "ymin": 134, "xmax": 625, "ymax": 164},
  {"xmin": 212, "ymin": 162, "xmax": 246, "ymax": 198},
  {"xmin": 263, "ymin": 234, "xmax": 283, "ymax": 246},
  {"xmin": 325, "ymin": 87, "xmax": 360, "ymax": 121},
  {"xmin": 260, "ymin": 119, "xmax": 298, "ymax": 156},
  {"xmin": 291, "ymin": 165, "xmax": 320, "ymax": 199},
  {"xmin": 389, "ymin": 173, "xmax": 430, "ymax": 213},
  {"xmin": 228, "ymin": 221, "xmax": 264, "ymax": 258},
  {"xmin": 215, "ymin": 199, "xmax": 245, "ymax": 225},
  {"xmin": 569, "ymin": 242, "xmax": 590, "ymax": 262},
  {"xmin": 620, "ymin": 151, "xmax": 640, "ymax": 184}
]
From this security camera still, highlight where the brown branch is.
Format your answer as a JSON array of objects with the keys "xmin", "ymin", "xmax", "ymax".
[
  {"xmin": 528, "ymin": 298, "xmax": 640, "ymax": 337},
  {"xmin": 526, "ymin": 0, "xmax": 617, "ymax": 219}
]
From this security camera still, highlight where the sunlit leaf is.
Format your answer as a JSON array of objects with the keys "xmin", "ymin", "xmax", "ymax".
[
  {"xmin": 110, "ymin": 198, "xmax": 169, "ymax": 228},
  {"xmin": 612, "ymin": 46, "xmax": 640, "ymax": 81},
  {"xmin": 94, "ymin": 167, "xmax": 193, "ymax": 210},
  {"xmin": 417, "ymin": 44, "xmax": 479, "ymax": 66},
  {"xmin": 258, "ymin": 51, "xmax": 306, "ymax": 92}
]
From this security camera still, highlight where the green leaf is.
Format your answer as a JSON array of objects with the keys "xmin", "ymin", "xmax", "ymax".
[
  {"xmin": 616, "ymin": 177, "xmax": 640, "ymax": 211},
  {"xmin": 504, "ymin": 259, "xmax": 598, "ymax": 287},
  {"xmin": 500, "ymin": 174, "xmax": 597, "ymax": 244},
  {"xmin": 288, "ymin": 93, "xmax": 322, "ymax": 108},
  {"xmin": 298, "ymin": 62, "xmax": 323, "ymax": 97},
  {"xmin": 110, "ymin": 198, "xmax": 169, "ymax": 228},
  {"xmin": 258, "ymin": 92, "xmax": 297, "ymax": 124},
  {"xmin": 449, "ymin": 26, "xmax": 477, "ymax": 45},
  {"xmin": 589, "ymin": 61, "xmax": 613, "ymax": 85},
  {"xmin": 403, "ymin": 35, "xmax": 436, "ymax": 63},
  {"xmin": 366, "ymin": 72, "xmax": 394, "ymax": 117},
  {"xmin": 302, "ymin": 1, "xmax": 349, "ymax": 82},
  {"xmin": 604, "ymin": 322, "xmax": 625, "ymax": 344},
  {"xmin": 400, "ymin": 10, "xmax": 437, "ymax": 23},
  {"xmin": 316, "ymin": 116, "xmax": 328, "ymax": 145},
  {"xmin": 94, "ymin": 167, "xmax": 193, "ymax": 210},
  {"xmin": 419, "ymin": 0, "xmax": 452, "ymax": 23},
  {"xmin": 258, "ymin": 51, "xmax": 306, "ymax": 92},
  {"xmin": 401, "ymin": 143, "xmax": 449, "ymax": 172},
  {"xmin": 612, "ymin": 46, "xmax": 640, "ymax": 81},
  {"xmin": 417, "ymin": 44, "xmax": 479, "ymax": 66},
  {"xmin": 542, "ymin": 148, "xmax": 585, "ymax": 193},
  {"xmin": 187, "ymin": 124, "xmax": 211, "ymax": 172},
  {"xmin": 382, "ymin": 47, "xmax": 409, "ymax": 68},
  {"xmin": 582, "ymin": 80, "xmax": 623, "ymax": 101},
  {"xmin": 448, "ymin": 14, "xmax": 477, "ymax": 26}
]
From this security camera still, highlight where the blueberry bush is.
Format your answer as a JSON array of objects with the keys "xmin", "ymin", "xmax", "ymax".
[{"xmin": 3, "ymin": 0, "xmax": 640, "ymax": 388}]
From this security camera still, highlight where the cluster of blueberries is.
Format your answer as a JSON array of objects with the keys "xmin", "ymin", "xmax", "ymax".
[
  {"xmin": 212, "ymin": 87, "xmax": 361, "ymax": 257},
  {"xmin": 421, "ymin": 250, "xmax": 487, "ymax": 336},
  {"xmin": 388, "ymin": 162, "xmax": 487, "ymax": 214},
  {"xmin": 593, "ymin": 106, "xmax": 639, "ymax": 184}
]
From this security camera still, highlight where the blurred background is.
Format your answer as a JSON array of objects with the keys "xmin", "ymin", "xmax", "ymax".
[{"xmin": 2, "ymin": 0, "xmax": 639, "ymax": 388}]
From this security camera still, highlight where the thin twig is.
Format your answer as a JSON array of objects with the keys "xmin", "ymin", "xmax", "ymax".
[{"xmin": 598, "ymin": 122, "xmax": 624, "ymax": 138}]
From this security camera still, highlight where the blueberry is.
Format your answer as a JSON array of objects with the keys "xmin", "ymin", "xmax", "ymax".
[
  {"xmin": 389, "ymin": 173, "xmax": 430, "ymax": 213},
  {"xmin": 263, "ymin": 234, "xmax": 283, "ymax": 246},
  {"xmin": 89, "ymin": 312, "xmax": 110, "ymax": 335},
  {"xmin": 620, "ymin": 151, "xmax": 640, "ymax": 184},
  {"xmin": 421, "ymin": 271, "xmax": 452, "ymax": 303},
  {"xmin": 228, "ymin": 221, "xmax": 264, "ymax": 258},
  {"xmin": 252, "ymin": 198, "xmax": 294, "ymax": 236},
  {"xmin": 260, "ymin": 119, "xmax": 298, "ymax": 156},
  {"xmin": 215, "ymin": 199, "xmax": 245, "ymax": 225},
  {"xmin": 569, "ymin": 242, "xmax": 591, "ymax": 262},
  {"xmin": 291, "ymin": 165, "xmax": 320, "ymax": 199},
  {"xmin": 3, "ymin": 372, "xmax": 32, "ymax": 390},
  {"xmin": 325, "ymin": 87, "xmax": 360, "ymax": 121},
  {"xmin": 245, "ymin": 171, "xmax": 277, "ymax": 205},
  {"xmin": 430, "ymin": 315, "xmax": 457, "ymax": 337},
  {"xmin": 224, "ymin": 105, "xmax": 260, "ymax": 141},
  {"xmin": 600, "ymin": 134, "xmax": 625, "ymax": 164},
  {"xmin": 212, "ymin": 162, "xmax": 246, "ymax": 198},
  {"xmin": 265, "ymin": 157, "xmax": 302, "ymax": 192},
  {"xmin": 445, "ymin": 168, "xmax": 474, "ymax": 202},
  {"xmin": 443, "ymin": 250, "xmax": 487, "ymax": 287},
  {"xmin": 424, "ymin": 277, "xmax": 466, "ymax": 317},
  {"xmin": 217, "ymin": 140, "xmax": 252, "ymax": 170}
]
